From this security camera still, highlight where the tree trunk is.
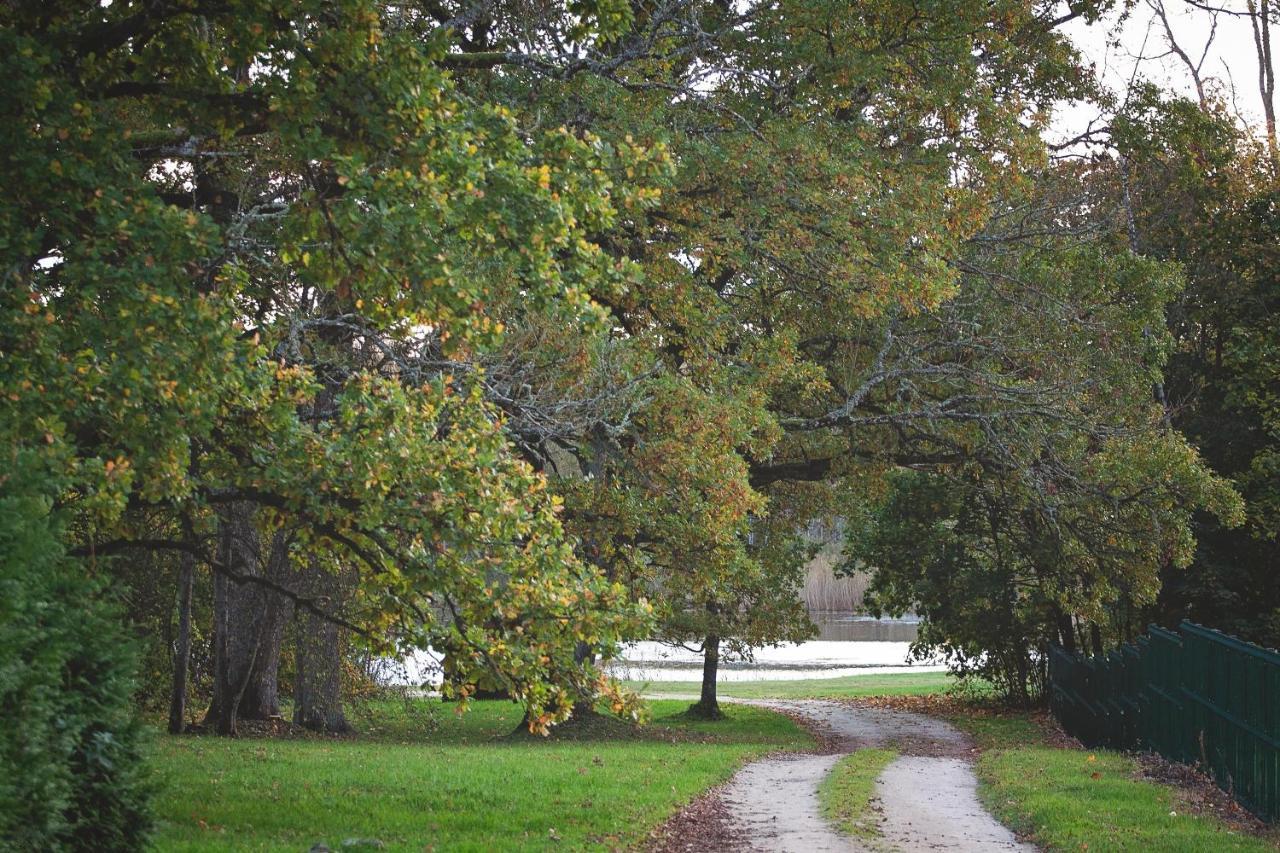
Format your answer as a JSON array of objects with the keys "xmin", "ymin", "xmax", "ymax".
[
  {"xmin": 167, "ymin": 550, "xmax": 195, "ymax": 734},
  {"xmin": 1054, "ymin": 609, "xmax": 1076, "ymax": 654},
  {"xmin": 1089, "ymin": 621, "xmax": 1105, "ymax": 657},
  {"xmin": 205, "ymin": 566, "xmax": 253, "ymax": 736},
  {"xmin": 242, "ymin": 532, "xmax": 291, "ymax": 718},
  {"xmin": 294, "ymin": 561, "xmax": 351, "ymax": 733},
  {"xmin": 569, "ymin": 640, "xmax": 595, "ymax": 716},
  {"xmin": 1248, "ymin": 0, "xmax": 1279, "ymax": 171},
  {"xmin": 687, "ymin": 634, "xmax": 724, "ymax": 719},
  {"xmin": 1013, "ymin": 652, "xmax": 1032, "ymax": 708},
  {"xmin": 204, "ymin": 507, "xmax": 290, "ymax": 734}
]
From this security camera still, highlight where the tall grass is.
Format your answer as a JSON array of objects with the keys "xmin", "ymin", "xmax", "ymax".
[{"xmin": 800, "ymin": 541, "xmax": 870, "ymax": 612}]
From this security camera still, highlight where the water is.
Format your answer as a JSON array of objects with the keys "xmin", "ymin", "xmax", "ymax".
[
  {"xmin": 812, "ymin": 613, "xmax": 920, "ymax": 642},
  {"xmin": 607, "ymin": 613, "xmax": 944, "ymax": 682},
  {"xmin": 396, "ymin": 613, "xmax": 942, "ymax": 686}
]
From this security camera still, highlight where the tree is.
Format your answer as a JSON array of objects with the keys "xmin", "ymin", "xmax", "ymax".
[
  {"xmin": 203, "ymin": 514, "xmax": 292, "ymax": 734},
  {"xmin": 1, "ymin": 0, "xmax": 657, "ymax": 733},
  {"xmin": 167, "ymin": 547, "xmax": 197, "ymax": 734},
  {"xmin": 428, "ymin": 0, "xmax": 1129, "ymax": 715},
  {"xmin": 1109, "ymin": 88, "xmax": 1280, "ymax": 645},
  {"xmin": 7, "ymin": 0, "xmax": 1248, "ymax": 741},
  {"xmin": 843, "ymin": 230, "xmax": 1243, "ymax": 701},
  {"xmin": 293, "ymin": 556, "xmax": 355, "ymax": 733}
]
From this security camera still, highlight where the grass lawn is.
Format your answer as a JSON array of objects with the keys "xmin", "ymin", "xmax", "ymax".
[
  {"xmin": 817, "ymin": 748, "xmax": 897, "ymax": 839},
  {"xmin": 629, "ymin": 670, "xmax": 958, "ymax": 699},
  {"xmin": 949, "ymin": 710, "xmax": 1280, "ymax": 852},
  {"xmin": 150, "ymin": 676, "xmax": 1280, "ymax": 852},
  {"xmin": 149, "ymin": 698, "xmax": 812, "ymax": 852}
]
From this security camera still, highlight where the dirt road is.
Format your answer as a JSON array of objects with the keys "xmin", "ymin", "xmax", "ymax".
[{"xmin": 664, "ymin": 698, "xmax": 1033, "ymax": 852}]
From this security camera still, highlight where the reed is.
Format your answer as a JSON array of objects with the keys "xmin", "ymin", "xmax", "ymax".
[{"xmin": 800, "ymin": 542, "xmax": 870, "ymax": 613}]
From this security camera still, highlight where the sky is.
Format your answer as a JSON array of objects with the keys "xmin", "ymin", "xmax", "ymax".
[{"xmin": 1054, "ymin": 0, "xmax": 1269, "ymax": 143}]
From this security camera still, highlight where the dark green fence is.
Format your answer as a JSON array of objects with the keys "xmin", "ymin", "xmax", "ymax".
[{"xmin": 1049, "ymin": 621, "xmax": 1280, "ymax": 823}]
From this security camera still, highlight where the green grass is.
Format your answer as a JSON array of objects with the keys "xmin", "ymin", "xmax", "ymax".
[
  {"xmin": 149, "ymin": 698, "xmax": 812, "ymax": 852},
  {"xmin": 948, "ymin": 712, "xmax": 1278, "ymax": 852},
  {"xmin": 149, "ymin": 677, "xmax": 1280, "ymax": 852},
  {"xmin": 978, "ymin": 747, "xmax": 1276, "ymax": 852},
  {"xmin": 947, "ymin": 709, "xmax": 1046, "ymax": 752},
  {"xmin": 818, "ymin": 748, "xmax": 898, "ymax": 839},
  {"xmin": 629, "ymin": 670, "xmax": 958, "ymax": 699}
]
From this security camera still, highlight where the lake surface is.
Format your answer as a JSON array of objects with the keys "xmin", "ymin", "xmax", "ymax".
[
  {"xmin": 396, "ymin": 613, "xmax": 942, "ymax": 686},
  {"xmin": 607, "ymin": 613, "xmax": 944, "ymax": 682}
]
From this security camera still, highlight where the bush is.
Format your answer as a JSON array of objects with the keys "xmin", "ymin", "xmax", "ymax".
[
  {"xmin": 0, "ymin": 490, "xmax": 151, "ymax": 851},
  {"xmin": 846, "ymin": 472, "xmax": 1053, "ymax": 707}
]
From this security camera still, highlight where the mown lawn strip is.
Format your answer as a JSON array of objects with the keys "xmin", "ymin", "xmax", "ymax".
[
  {"xmin": 946, "ymin": 710, "xmax": 1279, "ymax": 852},
  {"xmin": 818, "ymin": 748, "xmax": 898, "ymax": 839},
  {"xmin": 149, "ymin": 698, "xmax": 811, "ymax": 852}
]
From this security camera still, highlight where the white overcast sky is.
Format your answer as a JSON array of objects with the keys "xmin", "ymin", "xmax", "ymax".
[{"xmin": 1054, "ymin": 1, "xmax": 1269, "ymax": 142}]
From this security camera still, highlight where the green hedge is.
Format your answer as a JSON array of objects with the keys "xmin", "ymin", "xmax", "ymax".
[{"xmin": 0, "ymin": 490, "xmax": 151, "ymax": 851}]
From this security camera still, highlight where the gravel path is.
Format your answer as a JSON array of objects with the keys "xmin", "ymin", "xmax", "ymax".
[
  {"xmin": 662, "ymin": 697, "xmax": 1034, "ymax": 852},
  {"xmin": 720, "ymin": 753, "xmax": 848, "ymax": 852},
  {"xmin": 876, "ymin": 756, "xmax": 1030, "ymax": 851}
]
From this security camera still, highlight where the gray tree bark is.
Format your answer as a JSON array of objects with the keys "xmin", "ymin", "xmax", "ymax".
[
  {"xmin": 689, "ymin": 633, "xmax": 724, "ymax": 719},
  {"xmin": 204, "ymin": 506, "xmax": 291, "ymax": 735},
  {"xmin": 293, "ymin": 561, "xmax": 352, "ymax": 733},
  {"xmin": 167, "ymin": 549, "xmax": 196, "ymax": 734}
]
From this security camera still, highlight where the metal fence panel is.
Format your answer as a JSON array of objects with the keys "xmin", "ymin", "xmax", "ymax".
[{"xmin": 1048, "ymin": 621, "xmax": 1279, "ymax": 823}]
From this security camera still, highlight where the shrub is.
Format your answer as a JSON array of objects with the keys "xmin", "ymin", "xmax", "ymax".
[{"xmin": 0, "ymin": 489, "xmax": 151, "ymax": 851}]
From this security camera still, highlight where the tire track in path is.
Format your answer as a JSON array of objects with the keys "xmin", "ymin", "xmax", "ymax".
[{"xmin": 662, "ymin": 697, "xmax": 1034, "ymax": 852}]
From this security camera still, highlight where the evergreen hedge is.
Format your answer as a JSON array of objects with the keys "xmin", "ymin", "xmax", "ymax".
[{"xmin": 0, "ymin": 487, "xmax": 151, "ymax": 850}]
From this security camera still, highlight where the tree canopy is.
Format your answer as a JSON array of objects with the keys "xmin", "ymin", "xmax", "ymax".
[{"xmin": 1, "ymin": 0, "xmax": 1267, "ymax": 738}]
